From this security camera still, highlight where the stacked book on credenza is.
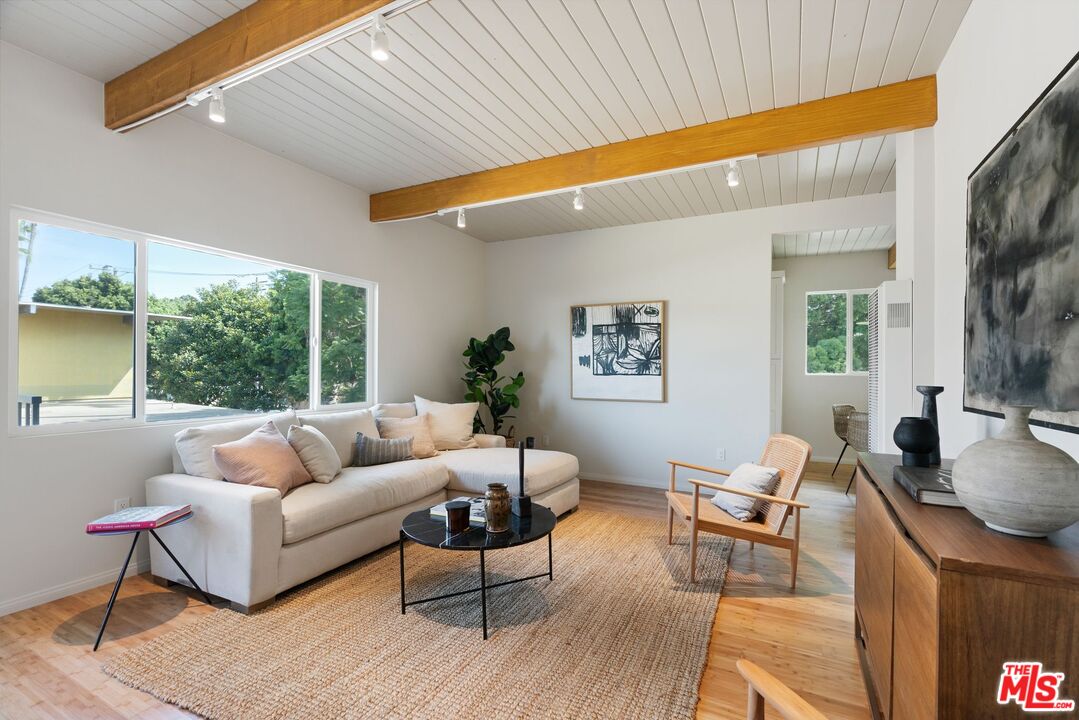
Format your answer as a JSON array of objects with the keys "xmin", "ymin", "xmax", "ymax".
[{"xmin": 892, "ymin": 463, "xmax": 961, "ymax": 507}]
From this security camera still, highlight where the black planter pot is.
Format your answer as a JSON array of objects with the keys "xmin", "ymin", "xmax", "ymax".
[
  {"xmin": 916, "ymin": 385, "xmax": 944, "ymax": 466},
  {"xmin": 893, "ymin": 416, "xmax": 939, "ymax": 467}
]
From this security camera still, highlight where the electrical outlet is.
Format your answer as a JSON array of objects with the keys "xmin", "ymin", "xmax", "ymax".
[
  {"xmin": 542, "ymin": 434, "xmax": 550, "ymax": 447},
  {"xmin": 715, "ymin": 448, "xmax": 726, "ymax": 461},
  {"xmin": 114, "ymin": 497, "xmax": 130, "ymax": 512}
]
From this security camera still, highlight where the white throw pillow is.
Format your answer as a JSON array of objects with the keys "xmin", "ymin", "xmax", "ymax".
[
  {"xmin": 287, "ymin": 424, "xmax": 342, "ymax": 483},
  {"xmin": 371, "ymin": 402, "xmax": 417, "ymax": 420},
  {"xmin": 414, "ymin": 396, "xmax": 479, "ymax": 450},
  {"xmin": 710, "ymin": 463, "xmax": 781, "ymax": 521},
  {"xmin": 300, "ymin": 409, "xmax": 379, "ymax": 467},
  {"xmin": 174, "ymin": 410, "xmax": 298, "ymax": 480}
]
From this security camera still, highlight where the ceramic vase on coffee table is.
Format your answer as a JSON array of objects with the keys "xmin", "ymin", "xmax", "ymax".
[{"xmin": 952, "ymin": 405, "xmax": 1079, "ymax": 537}]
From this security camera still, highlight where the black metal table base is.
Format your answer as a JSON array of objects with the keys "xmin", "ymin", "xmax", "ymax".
[
  {"xmin": 399, "ymin": 531, "xmax": 553, "ymax": 640},
  {"xmin": 93, "ymin": 529, "xmax": 213, "ymax": 651}
]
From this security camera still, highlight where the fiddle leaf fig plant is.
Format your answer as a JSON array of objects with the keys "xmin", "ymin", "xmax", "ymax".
[{"xmin": 462, "ymin": 326, "xmax": 525, "ymax": 435}]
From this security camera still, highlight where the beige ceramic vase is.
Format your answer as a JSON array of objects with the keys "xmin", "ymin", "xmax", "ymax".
[{"xmin": 952, "ymin": 405, "xmax": 1079, "ymax": 537}]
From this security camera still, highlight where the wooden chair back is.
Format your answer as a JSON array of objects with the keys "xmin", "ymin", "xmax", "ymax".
[{"xmin": 758, "ymin": 434, "xmax": 813, "ymax": 535}]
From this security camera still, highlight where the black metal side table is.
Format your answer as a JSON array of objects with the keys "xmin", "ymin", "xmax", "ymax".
[
  {"xmin": 88, "ymin": 511, "xmax": 212, "ymax": 650},
  {"xmin": 399, "ymin": 505, "xmax": 556, "ymax": 640}
]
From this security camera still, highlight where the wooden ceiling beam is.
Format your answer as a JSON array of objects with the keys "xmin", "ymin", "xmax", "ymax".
[
  {"xmin": 104, "ymin": 0, "xmax": 395, "ymax": 131},
  {"xmin": 370, "ymin": 76, "xmax": 936, "ymax": 222}
]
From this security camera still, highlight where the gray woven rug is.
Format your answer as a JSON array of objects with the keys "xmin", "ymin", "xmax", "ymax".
[{"xmin": 103, "ymin": 510, "xmax": 733, "ymax": 719}]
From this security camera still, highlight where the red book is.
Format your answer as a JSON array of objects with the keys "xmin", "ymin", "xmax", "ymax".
[{"xmin": 86, "ymin": 505, "xmax": 191, "ymax": 534}]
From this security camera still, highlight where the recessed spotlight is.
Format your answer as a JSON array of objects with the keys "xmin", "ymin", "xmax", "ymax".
[
  {"xmin": 371, "ymin": 15, "xmax": 390, "ymax": 62},
  {"xmin": 573, "ymin": 188, "xmax": 584, "ymax": 211},
  {"xmin": 208, "ymin": 88, "xmax": 226, "ymax": 123},
  {"xmin": 457, "ymin": 208, "xmax": 466, "ymax": 229}
]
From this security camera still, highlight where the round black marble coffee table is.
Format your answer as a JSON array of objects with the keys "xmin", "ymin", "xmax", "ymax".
[{"xmin": 398, "ymin": 505, "xmax": 557, "ymax": 639}]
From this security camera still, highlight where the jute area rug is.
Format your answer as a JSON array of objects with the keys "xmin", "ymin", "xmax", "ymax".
[{"xmin": 104, "ymin": 510, "xmax": 733, "ymax": 720}]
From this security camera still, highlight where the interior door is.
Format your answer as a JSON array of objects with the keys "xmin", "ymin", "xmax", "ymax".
[{"xmin": 769, "ymin": 271, "xmax": 784, "ymax": 434}]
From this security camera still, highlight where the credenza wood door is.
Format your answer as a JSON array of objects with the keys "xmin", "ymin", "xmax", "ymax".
[
  {"xmin": 855, "ymin": 471, "xmax": 895, "ymax": 716},
  {"xmin": 892, "ymin": 531, "xmax": 939, "ymax": 720}
]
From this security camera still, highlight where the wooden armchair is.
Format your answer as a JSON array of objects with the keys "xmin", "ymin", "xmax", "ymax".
[
  {"xmin": 666, "ymin": 434, "xmax": 812, "ymax": 588},
  {"xmin": 737, "ymin": 659, "xmax": 828, "ymax": 719}
]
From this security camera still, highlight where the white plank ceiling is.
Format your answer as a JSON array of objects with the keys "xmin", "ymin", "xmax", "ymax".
[
  {"xmin": 772, "ymin": 224, "xmax": 896, "ymax": 257},
  {"xmin": 0, "ymin": 0, "xmax": 971, "ymax": 242}
]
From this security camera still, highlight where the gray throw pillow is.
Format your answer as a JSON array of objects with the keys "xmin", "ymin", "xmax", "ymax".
[{"xmin": 353, "ymin": 432, "xmax": 413, "ymax": 466}]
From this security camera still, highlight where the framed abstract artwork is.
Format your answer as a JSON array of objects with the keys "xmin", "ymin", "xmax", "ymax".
[
  {"xmin": 570, "ymin": 301, "xmax": 666, "ymax": 402},
  {"xmin": 964, "ymin": 50, "xmax": 1079, "ymax": 433}
]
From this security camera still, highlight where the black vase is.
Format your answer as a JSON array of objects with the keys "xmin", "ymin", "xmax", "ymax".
[
  {"xmin": 916, "ymin": 385, "xmax": 944, "ymax": 466},
  {"xmin": 893, "ymin": 417, "xmax": 939, "ymax": 468}
]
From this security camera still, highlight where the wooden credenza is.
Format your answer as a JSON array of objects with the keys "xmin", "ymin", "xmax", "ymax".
[{"xmin": 855, "ymin": 454, "xmax": 1079, "ymax": 719}]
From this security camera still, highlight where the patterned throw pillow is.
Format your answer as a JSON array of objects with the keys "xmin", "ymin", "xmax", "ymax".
[{"xmin": 353, "ymin": 433, "xmax": 414, "ymax": 466}]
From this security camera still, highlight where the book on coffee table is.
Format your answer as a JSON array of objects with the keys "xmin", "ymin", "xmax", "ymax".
[
  {"xmin": 429, "ymin": 496, "xmax": 486, "ymax": 526},
  {"xmin": 86, "ymin": 505, "xmax": 191, "ymax": 533},
  {"xmin": 892, "ymin": 466, "xmax": 962, "ymax": 507}
]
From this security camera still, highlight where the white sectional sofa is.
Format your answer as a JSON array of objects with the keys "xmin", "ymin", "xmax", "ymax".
[{"xmin": 147, "ymin": 407, "xmax": 579, "ymax": 612}]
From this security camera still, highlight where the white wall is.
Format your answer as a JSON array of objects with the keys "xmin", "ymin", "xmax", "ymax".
[
  {"xmin": 485, "ymin": 193, "xmax": 895, "ymax": 489},
  {"xmin": 0, "ymin": 43, "xmax": 486, "ymax": 614},
  {"xmin": 772, "ymin": 251, "xmax": 896, "ymax": 461},
  {"xmin": 931, "ymin": 0, "xmax": 1079, "ymax": 461}
]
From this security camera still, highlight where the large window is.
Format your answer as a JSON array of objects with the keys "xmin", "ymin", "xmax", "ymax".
[
  {"xmin": 12, "ymin": 210, "xmax": 375, "ymax": 430},
  {"xmin": 805, "ymin": 289, "xmax": 871, "ymax": 375}
]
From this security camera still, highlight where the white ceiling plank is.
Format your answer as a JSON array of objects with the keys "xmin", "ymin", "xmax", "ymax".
[
  {"xmin": 796, "ymin": 147, "xmax": 818, "ymax": 203},
  {"xmin": 191, "ymin": 0, "xmax": 245, "ymax": 20},
  {"xmin": 742, "ymin": 158, "xmax": 768, "ymax": 208},
  {"xmin": 317, "ymin": 38, "xmax": 525, "ymax": 166},
  {"xmin": 525, "ymin": 0, "xmax": 646, "ymax": 139},
  {"xmin": 725, "ymin": 165, "xmax": 753, "ymax": 211},
  {"xmin": 845, "ymin": 135, "xmax": 886, "ymax": 196},
  {"xmin": 800, "ymin": 0, "xmax": 836, "ymax": 102},
  {"xmin": 700, "ymin": 0, "xmax": 753, "ymax": 117},
  {"xmin": 131, "ymin": 0, "xmax": 208, "ymax": 34},
  {"xmin": 655, "ymin": 175, "xmax": 694, "ymax": 218},
  {"xmin": 687, "ymin": 169, "xmax": 725, "ymax": 215},
  {"xmin": 98, "ymin": 0, "xmax": 194, "ymax": 45},
  {"xmin": 776, "ymin": 150, "xmax": 799, "ymax": 205},
  {"xmin": 813, "ymin": 143, "xmax": 840, "ymax": 201},
  {"xmin": 865, "ymin": 136, "xmax": 896, "ymax": 192},
  {"xmin": 702, "ymin": 167, "xmax": 739, "ymax": 213},
  {"xmin": 612, "ymin": 183, "xmax": 662, "ymax": 224},
  {"xmin": 879, "ymin": 0, "xmax": 938, "ymax": 85},
  {"xmin": 829, "ymin": 140, "xmax": 862, "ymax": 198},
  {"xmin": 882, "ymin": 162, "xmax": 897, "ymax": 192},
  {"xmin": 497, "ymin": 0, "xmax": 627, "ymax": 144},
  {"xmin": 768, "ymin": 0, "xmax": 801, "ymax": 109},
  {"xmin": 638, "ymin": 177, "xmax": 681, "ymax": 220},
  {"xmin": 772, "ymin": 236, "xmax": 783, "ymax": 257},
  {"xmin": 909, "ymin": 0, "xmax": 972, "ymax": 78},
  {"xmin": 758, "ymin": 155, "xmax": 782, "ymax": 206},
  {"xmin": 786, "ymin": 234, "xmax": 796, "ymax": 256},
  {"xmin": 807, "ymin": 230, "xmax": 822, "ymax": 255},
  {"xmin": 161, "ymin": 0, "xmax": 225, "ymax": 29},
  {"xmin": 597, "ymin": 0, "xmax": 691, "ymax": 130},
  {"xmin": 409, "ymin": 3, "xmax": 578, "ymax": 154},
  {"xmin": 665, "ymin": 0, "xmax": 730, "ymax": 122},
  {"xmin": 630, "ymin": 0, "xmax": 708, "ymax": 127},
  {"xmin": 59, "ymin": 0, "xmax": 173, "ymax": 55},
  {"xmin": 795, "ymin": 232, "xmax": 808, "ymax": 256},
  {"xmin": 850, "ymin": 0, "xmax": 904, "ymax": 91},
  {"xmin": 671, "ymin": 172, "xmax": 710, "ymax": 217},
  {"xmin": 825, "ymin": 0, "xmax": 871, "ymax": 96},
  {"xmin": 0, "ymin": 2, "xmax": 127, "ymax": 82},
  {"xmin": 732, "ymin": 0, "xmax": 776, "ymax": 113}
]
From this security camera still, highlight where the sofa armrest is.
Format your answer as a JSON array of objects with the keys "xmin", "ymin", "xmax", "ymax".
[
  {"xmin": 146, "ymin": 473, "xmax": 282, "ymax": 608},
  {"xmin": 474, "ymin": 433, "xmax": 507, "ymax": 449}
]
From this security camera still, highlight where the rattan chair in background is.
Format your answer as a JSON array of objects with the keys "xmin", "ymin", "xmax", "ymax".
[
  {"xmin": 666, "ymin": 434, "xmax": 812, "ymax": 589},
  {"xmin": 830, "ymin": 403, "xmax": 856, "ymax": 475},
  {"xmin": 843, "ymin": 411, "xmax": 869, "ymax": 495}
]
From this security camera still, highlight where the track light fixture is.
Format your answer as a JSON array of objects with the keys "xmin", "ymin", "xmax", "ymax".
[
  {"xmin": 208, "ymin": 87, "xmax": 226, "ymax": 124},
  {"xmin": 726, "ymin": 160, "xmax": 740, "ymax": 187},
  {"xmin": 371, "ymin": 15, "xmax": 390, "ymax": 62},
  {"xmin": 573, "ymin": 188, "xmax": 584, "ymax": 211},
  {"xmin": 457, "ymin": 208, "xmax": 466, "ymax": 229}
]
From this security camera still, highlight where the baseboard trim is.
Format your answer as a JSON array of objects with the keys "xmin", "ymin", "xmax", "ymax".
[
  {"xmin": 0, "ymin": 558, "xmax": 150, "ymax": 618},
  {"xmin": 579, "ymin": 472, "xmax": 669, "ymax": 490}
]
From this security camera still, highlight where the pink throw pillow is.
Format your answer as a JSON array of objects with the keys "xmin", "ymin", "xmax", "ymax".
[{"xmin": 212, "ymin": 420, "xmax": 312, "ymax": 495}]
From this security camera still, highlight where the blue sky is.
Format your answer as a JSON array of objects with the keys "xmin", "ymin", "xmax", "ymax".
[{"xmin": 17, "ymin": 223, "xmax": 293, "ymax": 301}]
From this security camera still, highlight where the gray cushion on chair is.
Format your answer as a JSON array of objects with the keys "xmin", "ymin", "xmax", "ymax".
[{"xmin": 710, "ymin": 463, "xmax": 780, "ymax": 521}]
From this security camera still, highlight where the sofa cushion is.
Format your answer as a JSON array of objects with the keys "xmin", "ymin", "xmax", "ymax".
[
  {"xmin": 287, "ymin": 424, "xmax": 342, "ymax": 483},
  {"xmin": 175, "ymin": 410, "xmax": 298, "ymax": 480},
  {"xmin": 438, "ymin": 448, "xmax": 579, "ymax": 496},
  {"xmin": 281, "ymin": 459, "xmax": 449, "ymax": 544},
  {"xmin": 414, "ymin": 396, "xmax": 479, "ymax": 450},
  {"xmin": 371, "ymin": 402, "xmax": 416, "ymax": 419},
  {"xmin": 213, "ymin": 421, "xmax": 312, "ymax": 495},
  {"xmin": 299, "ymin": 409, "xmax": 379, "ymax": 467}
]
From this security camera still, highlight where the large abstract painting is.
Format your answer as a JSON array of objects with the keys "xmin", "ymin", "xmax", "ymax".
[
  {"xmin": 964, "ymin": 51, "xmax": 1079, "ymax": 433},
  {"xmin": 571, "ymin": 301, "xmax": 666, "ymax": 402}
]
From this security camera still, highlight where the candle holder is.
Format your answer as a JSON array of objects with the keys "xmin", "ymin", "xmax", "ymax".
[{"xmin": 511, "ymin": 439, "xmax": 533, "ymax": 517}]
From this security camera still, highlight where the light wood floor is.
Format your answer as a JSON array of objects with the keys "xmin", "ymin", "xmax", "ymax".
[{"xmin": 0, "ymin": 462, "xmax": 868, "ymax": 719}]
